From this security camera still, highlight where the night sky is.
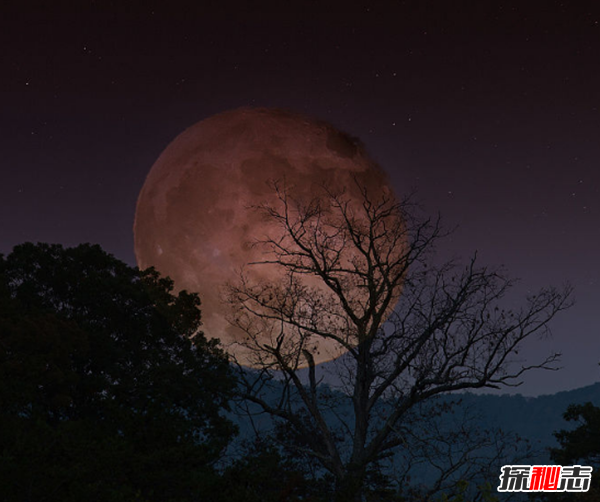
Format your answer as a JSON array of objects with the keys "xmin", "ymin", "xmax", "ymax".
[{"xmin": 2, "ymin": 1, "xmax": 599, "ymax": 395}]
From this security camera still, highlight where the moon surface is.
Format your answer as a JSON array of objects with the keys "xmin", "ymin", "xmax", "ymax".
[{"xmin": 134, "ymin": 107, "xmax": 397, "ymax": 367}]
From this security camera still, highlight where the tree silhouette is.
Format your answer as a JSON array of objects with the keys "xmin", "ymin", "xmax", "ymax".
[
  {"xmin": 228, "ymin": 182, "xmax": 572, "ymax": 501},
  {"xmin": 533, "ymin": 402, "xmax": 600, "ymax": 501},
  {"xmin": 0, "ymin": 243, "xmax": 236, "ymax": 502},
  {"xmin": 552, "ymin": 402, "xmax": 600, "ymax": 467}
]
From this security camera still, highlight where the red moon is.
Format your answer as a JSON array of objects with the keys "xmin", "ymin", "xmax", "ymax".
[{"xmin": 134, "ymin": 108, "xmax": 396, "ymax": 367}]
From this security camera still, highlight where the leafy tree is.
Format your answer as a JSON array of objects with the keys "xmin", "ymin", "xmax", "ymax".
[
  {"xmin": 215, "ymin": 439, "xmax": 332, "ymax": 502},
  {"xmin": 531, "ymin": 402, "xmax": 600, "ymax": 501},
  {"xmin": 432, "ymin": 480, "xmax": 499, "ymax": 502},
  {"xmin": 0, "ymin": 243, "xmax": 236, "ymax": 502},
  {"xmin": 552, "ymin": 402, "xmax": 600, "ymax": 467},
  {"xmin": 228, "ymin": 182, "xmax": 572, "ymax": 501}
]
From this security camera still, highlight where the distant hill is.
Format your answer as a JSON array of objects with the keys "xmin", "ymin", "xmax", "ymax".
[
  {"xmin": 228, "ymin": 381, "xmax": 600, "ymax": 493},
  {"xmin": 459, "ymin": 382, "xmax": 600, "ymax": 450},
  {"xmin": 232, "ymin": 380, "xmax": 600, "ymax": 450}
]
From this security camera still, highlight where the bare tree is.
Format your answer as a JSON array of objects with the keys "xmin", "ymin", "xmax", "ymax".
[{"xmin": 227, "ymin": 181, "xmax": 572, "ymax": 501}]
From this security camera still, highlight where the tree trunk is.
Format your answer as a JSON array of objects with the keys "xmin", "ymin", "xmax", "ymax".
[{"xmin": 335, "ymin": 470, "xmax": 366, "ymax": 502}]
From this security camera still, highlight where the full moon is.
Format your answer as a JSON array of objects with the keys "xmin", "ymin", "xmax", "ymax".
[{"xmin": 134, "ymin": 108, "xmax": 397, "ymax": 367}]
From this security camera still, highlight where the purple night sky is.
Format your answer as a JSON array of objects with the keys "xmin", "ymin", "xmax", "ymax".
[{"xmin": 1, "ymin": 1, "xmax": 599, "ymax": 395}]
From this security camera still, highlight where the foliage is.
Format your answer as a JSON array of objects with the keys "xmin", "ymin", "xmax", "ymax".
[
  {"xmin": 529, "ymin": 401, "xmax": 600, "ymax": 501},
  {"xmin": 0, "ymin": 243, "xmax": 236, "ymax": 502},
  {"xmin": 551, "ymin": 402, "xmax": 600, "ymax": 467},
  {"xmin": 215, "ymin": 439, "xmax": 333, "ymax": 502},
  {"xmin": 432, "ymin": 480, "xmax": 499, "ymax": 502}
]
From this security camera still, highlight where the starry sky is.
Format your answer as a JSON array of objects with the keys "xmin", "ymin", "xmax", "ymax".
[{"xmin": 1, "ymin": 1, "xmax": 599, "ymax": 395}]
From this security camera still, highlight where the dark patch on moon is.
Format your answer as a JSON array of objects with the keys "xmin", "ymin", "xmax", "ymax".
[{"xmin": 326, "ymin": 130, "xmax": 361, "ymax": 158}]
